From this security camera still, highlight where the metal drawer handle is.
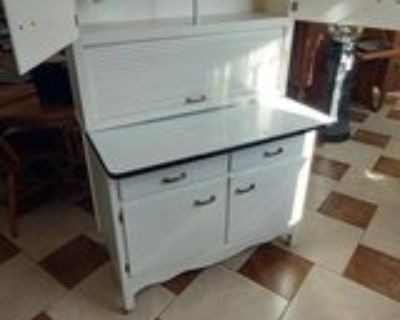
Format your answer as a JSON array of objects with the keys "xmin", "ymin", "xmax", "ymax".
[
  {"xmin": 264, "ymin": 147, "xmax": 284, "ymax": 158},
  {"xmin": 185, "ymin": 95, "xmax": 207, "ymax": 105},
  {"xmin": 161, "ymin": 172, "xmax": 187, "ymax": 185},
  {"xmin": 235, "ymin": 183, "xmax": 256, "ymax": 195},
  {"xmin": 194, "ymin": 195, "xmax": 217, "ymax": 207}
]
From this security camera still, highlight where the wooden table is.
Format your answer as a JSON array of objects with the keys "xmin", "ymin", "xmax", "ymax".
[
  {"xmin": 0, "ymin": 84, "xmax": 36, "ymax": 107},
  {"xmin": 0, "ymin": 94, "xmax": 76, "ymax": 128}
]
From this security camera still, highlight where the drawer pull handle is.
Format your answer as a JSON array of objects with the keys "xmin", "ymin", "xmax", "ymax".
[
  {"xmin": 264, "ymin": 147, "xmax": 284, "ymax": 158},
  {"xmin": 161, "ymin": 172, "xmax": 187, "ymax": 185},
  {"xmin": 194, "ymin": 195, "xmax": 217, "ymax": 207},
  {"xmin": 185, "ymin": 95, "xmax": 207, "ymax": 105},
  {"xmin": 235, "ymin": 183, "xmax": 256, "ymax": 195}
]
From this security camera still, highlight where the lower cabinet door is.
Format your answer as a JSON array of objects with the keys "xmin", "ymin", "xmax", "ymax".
[
  {"xmin": 122, "ymin": 178, "xmax": 226, "ymax": 275},
  {"xmin": 228, "ymin": 158, "xmax": 305, "ymax": 244}
]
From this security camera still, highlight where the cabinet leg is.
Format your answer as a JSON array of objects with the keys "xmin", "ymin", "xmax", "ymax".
[
  {"xmin": 122, "ymin": 293, "xmax": 136, "ymax": 314},
  {"xmin": 281, "ymin": 234, "xmax": 295, "ymax": 247}
]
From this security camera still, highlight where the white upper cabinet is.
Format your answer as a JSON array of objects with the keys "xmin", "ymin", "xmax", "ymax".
[
  {"xmin": 2, "ymin": 0, "xmax": 78, "ymax": 74},
  {"xmin": 3, "ymin": 0, "xmax": 400, "ymax": 76},
  {"xmin": 79, "ymin": 28, "xmax": 285, "ymax": 129},
  {"xmin": 293, "ymin": 0, "xmax": 400, "ymax": 31}
]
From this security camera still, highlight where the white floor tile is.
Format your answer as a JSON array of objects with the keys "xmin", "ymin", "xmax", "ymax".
[
  {"xmin": 317, "ymin": 140, "xmax": 381, "ymax": 170},
  {"xmin": 281, "ymin": 267, "xmax": 400, "ymax": 320},
  {"xmin": 306, "ymin": 174, "xmax": 338, "ymax": 212},
  {"xmin": 361, "ymin": 203, "xmax": 400, "ymax": 260},
  {"xmin": 288, "ymin": 213, "xmax": 363, "ymax": 274},
  {"xmin": 6, "ymin": 201, "xmax": 96, "ymax": 261},
  {"xmin": 0, "ymin": 255, "xmax": 66, "ymax": 320},
  {"xmin": 161, "ymin": 266, "xmax": 287, "ymax": 320},
  {"xmin": 383, "ymin": 138, "xmax": 400, "ymax": 160},
  {"xmin": 360, "ymin": 113, "xmax": 400, "ymax": 139},
  {"xmin": 49, "ymin": 264, "xmax": 174, "ymax": 320},
  {"xmin": 339, "ymin": 165, "xmax": 400, "ymax": 208}
]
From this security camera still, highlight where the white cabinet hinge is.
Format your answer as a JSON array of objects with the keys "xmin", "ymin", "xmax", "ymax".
[{"xmin": 74, "ymin": 14, "xmax": 79, "ymax": 26}]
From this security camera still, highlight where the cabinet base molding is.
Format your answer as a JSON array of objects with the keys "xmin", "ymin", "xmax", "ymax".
[{"xmin": 119, "ymin": 231, "xmax": 294, "ymax": 312}]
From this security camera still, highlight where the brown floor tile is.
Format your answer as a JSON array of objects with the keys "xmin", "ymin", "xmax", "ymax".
[
  {"xmin": 373, "ymin": 156, "xmax": 400, "ymax": 178},
  {"xmin": 318, "ymin": 191, "xmax": 377, "ymax": 229},
  {"xmin": 352, "ymin": 129, "xmax": 391, "ymax": 148},
  {"xmin": 312, "ymin": 155, "xmax": 350, "ymax": 181},
  {"xmin": 349, "ymin": 109, "xmax": 369, "ymax": 123},
  {"xmin": 0, "ymin": 234, "xmax": 20, "ymax": 264},
  {"xmin": 163, "ymin": 269, "xmax": 202, "ymax": 295},
  {"xmin": 32, "ymin": 313, "xmax": 54, "ymax": 320},
  {"xmin": 239, "ymin": 243, "xmax": 313, "ymax": 300},
  {"xmin": 345, "ymin": 245, "xmax": 400, "ymax": 302},
  {"xmin": 39, "ymin": 235, "xmax": 109, "ymax": 289},
  {"xmin": 387, "ymin": 109, "xmax": 400, "ymax": 121}
]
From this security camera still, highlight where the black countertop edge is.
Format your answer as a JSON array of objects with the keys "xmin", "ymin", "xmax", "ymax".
[{"xmin": 85, "ymin": 125, "xmax": 323, "ymax": 180}]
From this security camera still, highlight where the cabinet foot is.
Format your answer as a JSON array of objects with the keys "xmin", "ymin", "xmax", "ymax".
[
  {"xmin": 280, "ymin": 234, "xmax": 294, "ymax": 247},
  {"xmin": 122, "ymin": 294, "xmax": 136, "ymax": 313}
]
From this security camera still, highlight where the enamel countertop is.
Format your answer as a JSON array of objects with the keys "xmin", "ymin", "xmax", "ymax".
[{"xmin": 88, "ymin": 97, "xmax": 332, "ymax": 177}]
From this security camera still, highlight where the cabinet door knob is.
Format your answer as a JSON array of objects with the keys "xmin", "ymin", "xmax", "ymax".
[
  {"xmin": 185, "ymin": 95, "xmax": 207, "ymax": 105},
  {"xmin": 264, "ymin": 147, "xmax": 284, "ymax": 158},
  {"xmin": 161, "ymin": 172, "xmax": 187, "ymax": 185},
  {"xmin": 194, "ymin": 195, "xmax": 217, "ymax": 207},
  {"xmin": 235, "ymin": 183, "xmax": 256, "ymax": 195}
]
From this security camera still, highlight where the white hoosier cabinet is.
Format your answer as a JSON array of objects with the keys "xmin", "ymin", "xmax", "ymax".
[{"xmin": 2, "ymin": 0, "xmax": 400, "ymax": 312}]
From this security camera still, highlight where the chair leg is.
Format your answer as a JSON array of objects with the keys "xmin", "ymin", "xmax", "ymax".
[{"xmin": 7, "ymin": 173, "xmax": 19, "ymax": 238}]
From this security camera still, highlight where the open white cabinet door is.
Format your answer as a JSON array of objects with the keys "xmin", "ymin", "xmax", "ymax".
[
  {"xmin": 293, "ymin": 0, "xmax": 400, "ymax": 31},
  {"xmin": 2, "ymin": 0, "xmax": 78, "ymax": 74}
]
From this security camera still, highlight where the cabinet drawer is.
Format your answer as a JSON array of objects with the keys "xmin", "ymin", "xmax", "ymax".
[
  {"xmin": 119, "ymin": 155, "xmax": 227, "ymax": 201},
  {"xmin": 230, "ymin": 134, "xmax": 306, "ymax": 172},
  {"xmin": 122, "ymin": 178, "xmax": 226, "ymax": 274}
]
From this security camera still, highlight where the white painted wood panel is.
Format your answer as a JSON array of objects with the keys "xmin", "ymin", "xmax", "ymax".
[
  {"xmin": 76, "ymin": 0, "xmax": 291, "ymax": 24},
  {"xmin": 228, "ymin": 158, "xmax": 305, "ymax": 244},
  {"xmin": 2, "ymin": 0, "xmax": 78, "ymax": 74},
  {"xmin": 122, "ymin": 178, "xmax": 226, "ymax": 275},
  {"xmin": 77, "ymin": 0, "xmax": 192, "ymax": 24},
  {"xmin": 79, "ymin": 15, "xmax": 290, "ymax": 47},
  {"xmin": 199, "ymin": 0, "xmax": 254, "ymax": 16},
  {"xmin": 82, "ymin": 28, "xmax": 284, "ymax": 127}
]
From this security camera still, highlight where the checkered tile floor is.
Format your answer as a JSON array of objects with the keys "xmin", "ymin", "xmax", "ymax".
[{"xmin": 1, "ymin": 99, "xmax": 400, "ymax": 320}]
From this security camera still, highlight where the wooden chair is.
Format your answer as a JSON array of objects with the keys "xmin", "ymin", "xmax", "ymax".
[
  {"xmin": 59, "ymin": 121, "xmax": 91, "ymax": 204},
  {"xmin": 353, "ymin": 29, "xmax": 400, "ymax": 111},
  {"xmin": 0, "ymin": 125, "xmax": 65, "ymax": 237}
]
